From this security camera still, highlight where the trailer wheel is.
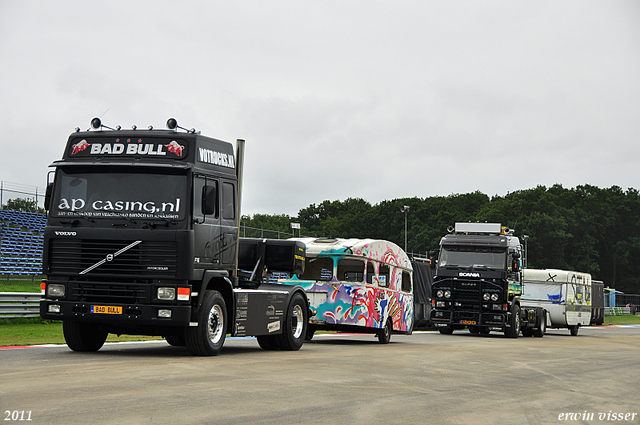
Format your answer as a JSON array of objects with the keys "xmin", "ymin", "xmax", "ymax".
[
  {"xmin": 377, "ymin": 319, "xmax": 393, "ymax": 344},
  {"xmin": 569, "ymin": 325, "xmax": 579, "ymax": 336},
  {"xmin": 63, "ymin": 320, "xmax": 108, "ymax": 352},
  {"xmin": 533, "ymin": 310, "xmax": 546, "ymax": 337},
  {"xmin": 505, "ymin": 304, "xmax": 521, "ymax": 338},
  {"xmin": 185, "ymin": 290, "xmax": 227, "ymax": 356},
  {"xmin": 274, "ymin": 292, "xmax": 307, "ymax": 351},
  {"xmin": 165, "ymin": 334, "xmax": 186, "ymax": 346},
  {"xmin": 256, "ymin": 335, "xmax": 278, "ymax": 350},
  {"xmin": 438, "ymin": 326, "xmax": 454, "ymax": 335}
]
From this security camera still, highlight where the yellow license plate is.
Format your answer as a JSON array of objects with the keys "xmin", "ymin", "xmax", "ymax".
[
  {"xmin": 460, "ymin": 320, "xmax": 476, "ymax": 325},
  {"xmin": 91, "ymin": 305, "xmax": 122, "ymax": 314}
]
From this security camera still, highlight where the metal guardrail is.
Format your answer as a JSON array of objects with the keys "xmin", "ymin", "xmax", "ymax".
[{"xmin": 0, "ymin": 292, "xmax": 41, "ymax": 318}]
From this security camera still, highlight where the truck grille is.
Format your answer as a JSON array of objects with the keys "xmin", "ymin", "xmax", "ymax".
[
  {"xmin": 453, "ymin": 281, "xmax": 480, "ymax": 302},
  {"xmin": 70, "ymin": 281, "xmax": 147, "ymax": 304},
  {"xmin": 49, "ymin": 239, "xmax": 178, "ymax": 276}
]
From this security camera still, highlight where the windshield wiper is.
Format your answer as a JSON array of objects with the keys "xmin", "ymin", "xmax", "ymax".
[{"xmin": 61, "ymin": 214, "xmax": 95, "ymax": 225}]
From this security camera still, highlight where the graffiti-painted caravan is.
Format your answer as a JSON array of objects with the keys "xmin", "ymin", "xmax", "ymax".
[
  {"xmin": 278, "ymin": 238, "xmax": 414, "ymax": 343},
  {"xmin": 521, "ymin": 269, "xmax": 592, "ymax": 336}
]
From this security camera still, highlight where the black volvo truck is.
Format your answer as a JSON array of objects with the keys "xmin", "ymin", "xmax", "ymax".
[{"xmin": 40, "ymin": 118, "xmax": 308, "ymax": 355}]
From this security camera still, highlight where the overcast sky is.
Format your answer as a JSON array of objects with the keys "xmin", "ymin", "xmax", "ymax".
[{"xmin": 1, "ymin": 1, "xmax": 638, "ymax": 216}]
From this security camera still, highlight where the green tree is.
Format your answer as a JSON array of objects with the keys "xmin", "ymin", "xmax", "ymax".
[{"xmin": 2, "ymin": 197, "xmax": 44, "ymax": 213}]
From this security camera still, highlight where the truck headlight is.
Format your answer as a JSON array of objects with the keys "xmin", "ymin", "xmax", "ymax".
[
  {"xmin": 483, "ymin": 293, "xmax": 490, "ymax": 301},
  {"xmin": 444, "ymin": 290, "xmax": 451, "ymax": 299},
  {"xmin": 436, "ymin": 301, "xmax": 446, "ymax": 308},
  {"xmin": 157, "ymin": 287, "xmax": 176, "ymax": 300},
  {"xmin": 48, "ymin": 304, "xmax": 61, "ymax": 313},
  {"xmin": 491, "ymin": 293, "xmax": 499, "ymax": 302},
  {"xmin": 47, "ymin": 284, "xmax": 65, "ymax": 297},
  {"xmin": 437, "ymin": 290, "xmax": 444, "ymax": 298}
]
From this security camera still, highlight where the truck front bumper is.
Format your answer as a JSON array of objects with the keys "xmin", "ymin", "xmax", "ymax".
[{"xmin": 40, "ymin": 299, "xmax": 192, "ymax": 327}]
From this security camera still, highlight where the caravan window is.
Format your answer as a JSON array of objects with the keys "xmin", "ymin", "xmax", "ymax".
[
  {"xmin": 402, "ymin": 271, "xmax": 411, "ymax": 292},
  {"xmin": 379, "ymin": 264, "xmax": 390, "ymax": 287},
  {"xmin": 337, "ymin": 259, "xmax": 365, "ymax": 282},
  {"xmin": 366, "ymin": 262, "xmax": 375, "ymax": 284},
  {"xmin": 299, "ymin": 257, "xmax": 333, "ymax": 281}
]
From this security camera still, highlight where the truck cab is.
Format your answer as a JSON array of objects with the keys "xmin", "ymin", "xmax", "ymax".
[
  {"xmin": 40, "ymin": 118, "xmax": 308, "ymax": 355},
  {"xmin": 430, "ymin": 223, "xmax": 545, "ymax": 338}
]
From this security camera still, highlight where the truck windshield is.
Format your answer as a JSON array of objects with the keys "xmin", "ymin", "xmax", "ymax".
[
  {"xmin": 439, "ymin": 245, "xmax": 506, "ymax": 270},
  {"xmin": 52, "ymin": 170, "xmax": 187, "ymax": 220}
]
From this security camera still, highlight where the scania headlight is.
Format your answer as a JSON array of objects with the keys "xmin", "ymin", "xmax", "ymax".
[
  {"xmin": 444, "ymin": 290, "xmax": 451, "ymax": 299},
  {"xmin": 157, "ymin": 287, "xmax": 176, "ymax": 300},
  {"xmin": 491, "ymin": 293, "xmax": 499, "ymax": 302},
  {"xmin": 437, "ymin": 290, "xmax": 444, "ymax": 298},
  {"xmin": 483, "ymin": 293, "xmax": 490, "ymax": 301}
]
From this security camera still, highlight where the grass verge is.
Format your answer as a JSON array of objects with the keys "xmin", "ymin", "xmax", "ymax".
[{"xmin": 0, "ymin": 319, "xmax": 163, "ymax": 347}]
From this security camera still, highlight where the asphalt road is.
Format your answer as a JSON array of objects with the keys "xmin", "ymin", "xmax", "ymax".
[{"xmin": 1, "ymin": 326, "xmax": 639, "ymax": 425}]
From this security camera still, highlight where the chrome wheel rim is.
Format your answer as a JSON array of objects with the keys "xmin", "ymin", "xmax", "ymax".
[
  {"xmin": 207, "ymin": 304, "xmax": 224, "ymax": 344},
  {"xmin": 292, "ymin": 304, "xmax": 304, "ymax": 339}
]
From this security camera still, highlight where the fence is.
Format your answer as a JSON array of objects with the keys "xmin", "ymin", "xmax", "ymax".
[{"xmin": 0, "ymin": 292, "xmax": 41, "ymax": 318}]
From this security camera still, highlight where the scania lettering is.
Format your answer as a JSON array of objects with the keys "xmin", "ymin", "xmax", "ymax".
[
  {"xmin": 40, "ymin": 117, "xmax": 309, "ymax": 355},
  {"xmin": 430, "ymin": 222, "xmax": 547, "ymax": 338}
]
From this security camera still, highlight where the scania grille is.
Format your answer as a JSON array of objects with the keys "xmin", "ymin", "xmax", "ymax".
[
  {"xmin": 70, "ymin": 281, "xmax": 148, "ymax": 304},
  {"xmin": 453, "ymin": 282, "xmax": 480, "ymax": 302},
  {"xmin": 49, "ymin": 239, "xmax": 178, "ymax": 276}
]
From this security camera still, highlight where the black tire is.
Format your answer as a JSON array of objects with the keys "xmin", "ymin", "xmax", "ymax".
[
  {"xmin": 522, "ymin": 328, "xmax": 533, "ymax": 337},
  {"xmin": 533, "ymin": 310, "xmax": 546, "ymax": 338},
  {"xmin": 438, "ymin": 326, "xmax": 454, "ymax": 335},
  {"xmin": 468, "ymin": 326, "xmax": 480, "ymax": 334},
  {"xmin": 569, "ymin": 325, "xmax": 579, "ymax": 336},
  {"xmin": 185, "ymin": 290, "xmax": 227, "ymax": 356},
  {"xmin": 377, "ymin": 319, "xmax": 393, "ymax": 344},
  {"xmin": 505, "ymin": 304, "xmax": 521, "ymax": 338},
  {"xmin": 165, "ymin": 334, "xmax": 186, "ymax": 346},
  {"xmin": 63, "ymin": 320, "xmax": 108, "ymax": 352},
  {"xmin": 479, "ymin": 327, "xmax": 491, "ymax": 335},
  {"xmin": 256, "ymin": 335, "xmax": 278, "ymax": 350},
  {"xmin": 274, "ymin": 293, "xmax": 307, "ymax": 351}
]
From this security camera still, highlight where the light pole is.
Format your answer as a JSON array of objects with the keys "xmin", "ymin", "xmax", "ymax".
[
  {"xmin": 522, "ymin": 235, "xmax": 529, "ymax": 269},
  {"xmin": 400, "ymin": 205, "xmax": 410, "ymax": 252}
]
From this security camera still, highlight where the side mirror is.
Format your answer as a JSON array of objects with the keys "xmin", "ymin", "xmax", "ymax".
[
  {"xmin": 44, "ymin": 183, "xmax": 53, "ymax": 211},
  {"xmin": 429, "ymin": 250, "xmax": 437, "ymax": 269}
]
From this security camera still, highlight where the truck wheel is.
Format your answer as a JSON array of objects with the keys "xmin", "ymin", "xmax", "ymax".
[
  {"xmin": 505, "ymin": 304, "xmax": 521, "ymax": 338},
  {"xmin": 165, "ymin": 334, "xmax": 186, "ymax": 346},
  {"xmin": 274, "ymin": 293, "xmax": 307, "ymax": 350},
  {"xmin": 533, "ymin": 310, "xmax": 547, "ymax": 337},
  {"xmin": 185, "ymin": 290, "xmax": 227, "ymax": 356},
  {"xmin": 438, "ymin": 326, "xmax": 454, "ymax": 335},
  {"xmin": 256, "ymin": 335, "xmax": 278, "ymax": 350},
  {"xmin": 468, "ymin": 326, "xmax": 480, "ymax": 334},
  {"xmin": 569, "ymin": 325, "xmax": 579, "ymax": 336},
  {"xmin": 377, "ymin": 319, "xmax": 393, "ymax": 344},
  {"xmin": 479, "ymin": 327, "xmax": 491, "ymax": 335},
  {"xmin": 63, "ymin": 320, "xmax": 108, "ymax": 352}
]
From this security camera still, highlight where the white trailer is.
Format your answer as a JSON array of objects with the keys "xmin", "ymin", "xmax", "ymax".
[{"xmin": 521, "ymin": 269, "xmax": 592, "ymax": 336}]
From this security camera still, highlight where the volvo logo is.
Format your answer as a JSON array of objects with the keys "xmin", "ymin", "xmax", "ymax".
[
  {"xmin": 55, "ymin": 231, "xmax": 77, "ymax": 236},
  {"xmin": 459, "ymin": 272, "xmax": 480, "ymax": 277}
]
